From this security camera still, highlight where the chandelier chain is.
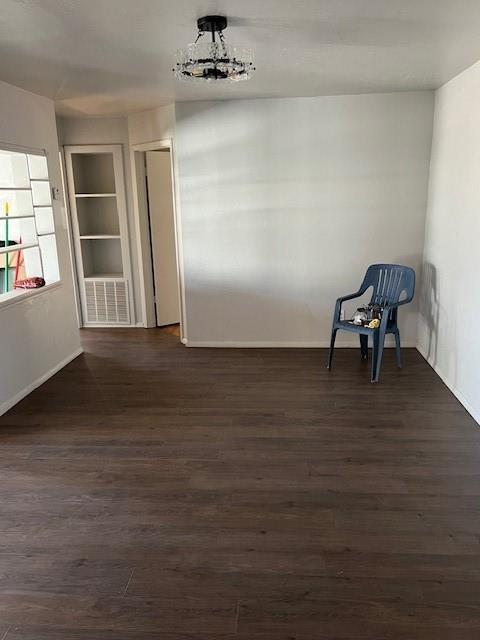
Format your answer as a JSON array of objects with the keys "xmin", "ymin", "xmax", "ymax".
[{"xmin": 219, "ymin": 31, "xmax": 228, "ymax": 57}]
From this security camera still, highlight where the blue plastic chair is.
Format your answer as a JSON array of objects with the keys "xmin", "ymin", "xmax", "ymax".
[{"xmin": 327, "ymin": 264, "xmax": 415, "ymax": 382}]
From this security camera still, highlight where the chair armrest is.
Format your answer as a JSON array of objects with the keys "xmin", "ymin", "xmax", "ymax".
[
  {"xmin": 333, "ymin": 290, "xmax": 364, "ymax": 321},
  {"xmin": 397, "ymin": 296, "xmax": 414, "ymax": 306},
  {"xmin": 380, "ymin": 299, "xmax": 412, "ymax": 327},
  {"xmin": 383, "ymin": 296, "xmax": 413, "ymax": 311},
  {"xmin": 337, "ymin": 291, "xmax": 365, "ymax": 304}
]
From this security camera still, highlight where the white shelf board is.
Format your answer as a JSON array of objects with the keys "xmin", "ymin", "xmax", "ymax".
[
  {"xmin": 75, "ymin": 193, "xmax": 116, "ymax": 198},
  {"xmin": 84, "ymin": 273, "xmax": 124, "ymax": 280},
  {"xmin": 79, "ymin": 235, "xmax": 121, "ymax": 240}
]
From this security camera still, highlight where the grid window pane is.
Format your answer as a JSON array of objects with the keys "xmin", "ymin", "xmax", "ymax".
[
  {"xmin": 39, "ymin": 234, "xmax": 59, "ymax": 283},
  {"xmin": 1, "ymin": 217, "xmax": 21, "ymax": 246},
  {"xmin": 27, "ymin": 154, "xmax": 49, "ymax": 180},
  {"xmin": 31, "ymin": 180, "xmax": 52, "ymax": 206},
  {"xmin": 1, "ymin": 217, "xmax": 37, "ymax": 246},
  {"xmin": 22, "ymin": 245, "xmax": 43, "ymax": 279},
  {"xmin": 0, "ymin": 190, "xmax": 34, "ymax": 217},
  {"xmin": 34, "ymin": 206, "xmax": 55, "ymax": 235},
  {"xmin": 0, "ymin": 251, "xmax": 19, "ymax": 291},
  {"xmin": 0, "ymin": 150, "xmax": 30, "ymax": 188},
  {"xmin": 17, "ymin": 218, "xmax": 38, "ymax": 244},
  {"xmin": 0, "ymin": 148, "xmax": 60, "ymax": 295},
  {"xmin": 0, "ymin": 250, "xmax": 22, "ymax": 270}
]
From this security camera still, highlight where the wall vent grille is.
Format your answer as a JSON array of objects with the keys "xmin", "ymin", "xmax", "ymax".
[{"xmin": 84, "ymin": 280, "xmax": 130, "ymax": 324}]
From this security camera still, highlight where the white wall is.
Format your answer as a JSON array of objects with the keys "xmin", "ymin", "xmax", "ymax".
[
  {"xmin": 175, "ymin": 93, "xmax": 434, "ymax": 346},
  {"xmin": 57, "ymin": 116, "xmax": 142, "ymax": 323},
  {"xmin": 418, "ymin": 61, "xmax": 480, "ymax": 424},
  {"xmin": 127, "ymin": 104, "xmax": 176, "ymax": 146},
  {"xmin": 0, "ymin": 81, "xmax": 81, "ymax": 414}
]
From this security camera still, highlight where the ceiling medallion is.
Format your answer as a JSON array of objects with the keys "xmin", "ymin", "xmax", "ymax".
[{"xmin": 173, "ymin": 15, "xmax": 255, "ymax": 82}]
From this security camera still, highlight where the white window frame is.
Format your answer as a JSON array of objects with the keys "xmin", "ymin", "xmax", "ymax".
[{"xmin": 0, "ymin": 142, "xmax": 62, "ymax": 309}]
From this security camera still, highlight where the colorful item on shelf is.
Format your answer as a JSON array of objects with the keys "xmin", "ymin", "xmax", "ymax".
[
  {"xmin": 1, "ymin": 201, "xmax": 26, "ymax": 293},
  {"xmin": 14, "ymin": 236, "xmax": 24, "ymax": 282},
  {"xmin": 4, "ymin": 202, "xmax": 9, "ymax": 292},
  {"xmin": 14, "ymin": 276, "xmax": 45, "ymax": 290}
]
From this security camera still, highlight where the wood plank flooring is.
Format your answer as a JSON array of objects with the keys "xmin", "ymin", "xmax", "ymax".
[{"xmin": 0, "ymin": 328, "xmax": 479, "ymax": 639}]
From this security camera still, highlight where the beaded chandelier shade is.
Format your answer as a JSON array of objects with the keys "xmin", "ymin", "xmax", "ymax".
[{"xmin": 173, "ymin": 15, "xmax": 255, "ymax": 82}]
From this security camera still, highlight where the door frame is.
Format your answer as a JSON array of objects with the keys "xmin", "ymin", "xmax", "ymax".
[{"xmin": 130, "ymin": 139, "xmax": 187, "ymax": 342}]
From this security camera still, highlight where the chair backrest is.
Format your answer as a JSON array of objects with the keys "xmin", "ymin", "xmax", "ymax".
[{"xmin": 362, "ymin": 264, "xmax": 415, "ymax": 307}]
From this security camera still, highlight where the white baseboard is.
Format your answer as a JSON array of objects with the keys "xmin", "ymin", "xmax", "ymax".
[
  {"xmin": 0, "ymin": 347, "xmax": 84, "ymax": 417},
  {"xmin": 185, "ymin": 340, "xmax": 418, "ymax": 348},
  {"xmin": 82, "ymin": 324, "xmax": 136, "ymax": 329},
  {"xmin": 416, "ymin": 345, "xmax": 480, "ymax": 426}
]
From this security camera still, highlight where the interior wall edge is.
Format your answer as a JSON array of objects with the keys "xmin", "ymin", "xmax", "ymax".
[
  {"xmin": 0, "ymin": 346, "xmax": 83, "ymax": 417},
  {"xmin": 417, "ymin": 58, "xmax": 480, "ymax": 429},
  {"xmin": 416, "ymin": 344, "xmax": 480, "ymax": 426}
]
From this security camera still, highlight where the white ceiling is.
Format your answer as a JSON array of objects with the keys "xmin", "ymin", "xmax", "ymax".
[{"xmin": 1, "ymin": 0, "xmax": 480, "ymax": 117}]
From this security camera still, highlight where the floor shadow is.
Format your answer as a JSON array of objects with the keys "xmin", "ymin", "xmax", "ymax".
[{"xmin": 418, "ymin": 261, "xmax": 439, "ymax": 365}]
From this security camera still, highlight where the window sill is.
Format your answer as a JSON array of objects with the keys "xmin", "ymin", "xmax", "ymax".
[{"xmin": 0, "ymin": 280, "xmax": 63, "ymax": 312}]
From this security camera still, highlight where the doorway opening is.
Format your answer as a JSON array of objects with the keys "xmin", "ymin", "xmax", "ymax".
[
  {"xmin": 145, "ymin": 149, "xmax": 180, "ymax": 330},
  {"xmin": 131, "ymin": 141, "xmax": 185, "ymax": 341}
]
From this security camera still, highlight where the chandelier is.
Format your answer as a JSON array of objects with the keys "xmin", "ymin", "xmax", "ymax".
[{"xmin": 173, "ymin": 15, "xmax": 255, "ymax": 82}]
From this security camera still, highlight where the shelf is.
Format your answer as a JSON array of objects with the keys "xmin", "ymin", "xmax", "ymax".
[
  {"xmin": 75, "ymin": 193, "xmax": 116, "ymax": 198},
  {"xmin": 76, "ymin": 196, "xmax": 120, "ymax": 236},
  {"xmin": 72, "ymin": 153, "xmax": 116, "ymax": 194},
  {"xmin": 81, "ymin": 237, "xmax": 123, "ymax": 278},
  {"xmin": 84, "ymin": 273, "xmax": 124, "ymax": 280},
  {"xmin": 80, "ymin": 235, "xmax": 120, "ymax": 240},
  {"xmin": 65, "ymin": 144, "xmax": 131, "ymax": 327}
]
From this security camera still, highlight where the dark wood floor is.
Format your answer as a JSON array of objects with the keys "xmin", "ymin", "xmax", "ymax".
[{"xmin": 0, "ymin": 329, "xmax": 479, "ymax": 639}]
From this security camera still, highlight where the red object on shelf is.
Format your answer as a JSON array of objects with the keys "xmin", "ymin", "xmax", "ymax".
[
  {"xmin": 15, "ymin": 236, "xmax": 24, "ymax": 282},
  {"xmin": 14, "ymin": 277, "xmax": 45, "ymax": 290}
]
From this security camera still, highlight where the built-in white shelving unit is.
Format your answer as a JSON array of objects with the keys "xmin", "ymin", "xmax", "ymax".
[{"xmin": 64, "ymin": 145, "xmax": 133, "ymax": 326}]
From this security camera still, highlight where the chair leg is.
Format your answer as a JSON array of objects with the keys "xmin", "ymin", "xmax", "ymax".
[
  {"xmin": 371, "ymin": 331, "xmax": 378, "ymax": 381},
  {"xmin": 394, "ymin": 329, "xmax": 402, "ymax": 369},
  {"xmin": 327, "ymin": 329, "xmax": 337, "ymax": 369},
  {"xmin": 360, "ymin": 334, "xmax": 368, "ymax": 360},
  {"xmin": 371, "ymin": 329, "xmax": 386, "ymax": 383}
]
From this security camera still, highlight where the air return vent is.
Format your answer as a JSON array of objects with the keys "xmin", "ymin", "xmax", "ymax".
[{"xmin": 84, "ymin": 279, "xmax": 130, "ymax": 324}]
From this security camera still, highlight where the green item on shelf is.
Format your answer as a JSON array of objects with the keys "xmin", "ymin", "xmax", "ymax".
[{"xmin": 4, "ymin": 201, "xmax": 9, "ymax": 292}]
